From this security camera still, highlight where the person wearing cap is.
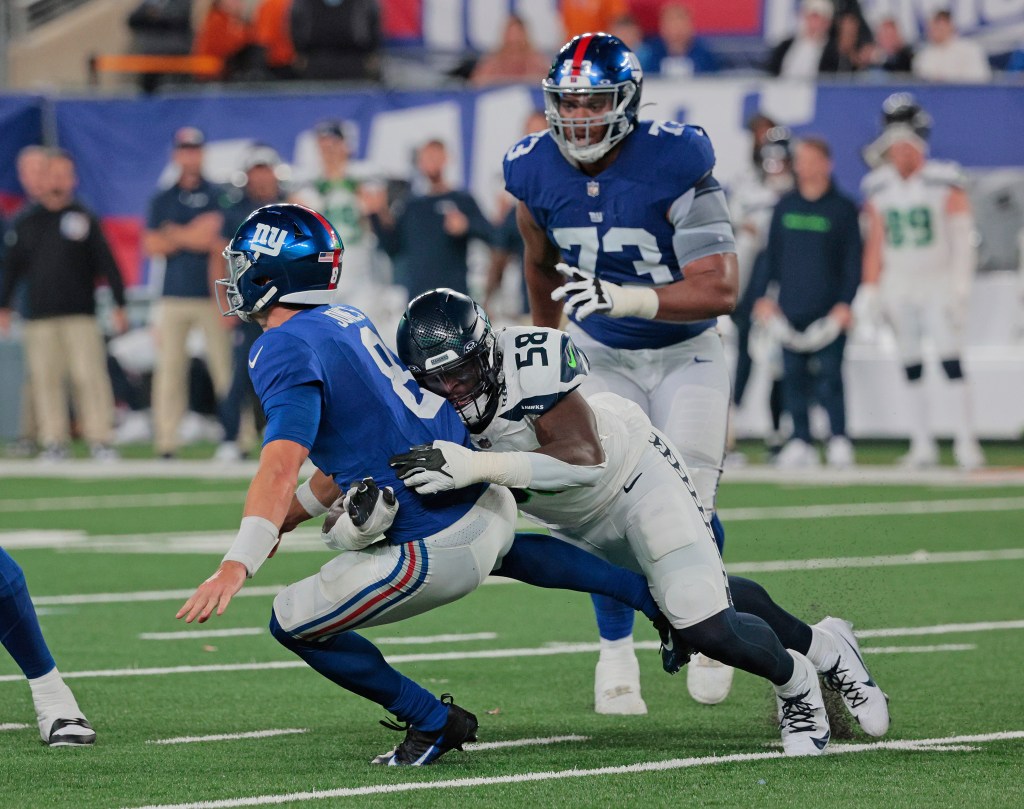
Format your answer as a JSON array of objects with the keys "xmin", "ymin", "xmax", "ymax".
[
  {"xmin": 749, "ymin": 136, "xmax": 861, "ymax": 469},
  {"xmin": 860, "ymin": 94, "xmax": 985, "ymax": 469},
  {"xmin": 144, "ymin": 127, "xmax": 230, "ymax": 459},
  {"xmin": 290, "ymin": 122, "xmax": 377, "ymax": 315},
  {"xmin": 209, "ymin": 144, "xmax": 287, "ymax": 462},
  {"xmin": 767, "ymin": 0, "xmax": 840, "ymax": 78}
]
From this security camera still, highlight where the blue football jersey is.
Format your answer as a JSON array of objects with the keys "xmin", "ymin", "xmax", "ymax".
[
  {"xmin": 504, "ymin": 121, "xmax": 734, "ymax": 349},
  {"xmin": 248, "ymin": 305, "xmax": 483, "ymax": 544}
]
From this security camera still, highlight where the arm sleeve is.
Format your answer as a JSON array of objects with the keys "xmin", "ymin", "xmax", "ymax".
[
  {"xmin": 669, "ymin": 174, "xmax": 736, "ymax": 268},
  {"xmin": 368, "ymin": 211, "xmax": 401, "ymax": 257},
  {"xmin": 261, "ymin": 383, "xmax": 322, "ymax": 448},
  {"xmin": 89, "ymin": 215, "xmax": 127, "ymax": 307}
]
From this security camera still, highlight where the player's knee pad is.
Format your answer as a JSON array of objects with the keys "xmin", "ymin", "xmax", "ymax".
[
  {"xmin": 661, "ymin": 565, "xmax": 727, "ymax": 629},
  {"xmin": 904, "ymin": 363, "xmax": 924, "ymax": 382},
  {"xmin": 941, "ymin": 358, "xmax": 964, "ymax": 380}
]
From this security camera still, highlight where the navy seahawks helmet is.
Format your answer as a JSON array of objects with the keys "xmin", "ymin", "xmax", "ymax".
[
  {"xmin": 396, "ymin": 289, "xmax": 504, "ymax": 432},
  {"xmin": 217, "ymin": 203, "xmax": 344, "ymax": 322},
  {"xmin": 543, "ymin": 32, "xmax": 643, "ymax": 164}
]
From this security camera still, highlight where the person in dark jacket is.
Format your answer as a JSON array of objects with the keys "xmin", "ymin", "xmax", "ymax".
[
  {"xmin": 366, "ymin": 140, "xmax": 494, "ymax": 301},
  {"xmin": 750, "ymin": 137, "xmax": 861, "ymax": 468},
  {"xmin": 0, "ymin": 151, "xmax": 127, "ymax": 460},
  {"xmin": 290, "ymin": 0, "xmax": 381, "ymax": 80}
]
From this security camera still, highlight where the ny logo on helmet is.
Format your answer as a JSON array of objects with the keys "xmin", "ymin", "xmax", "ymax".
[{"xmin": 250, "ymin": 223, "xmax": 288, "ymax": 257}]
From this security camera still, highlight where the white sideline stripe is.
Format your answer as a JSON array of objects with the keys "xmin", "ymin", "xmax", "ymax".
[
  {"xmin": 856, "ymin": 620, "xmax": 1024, "ymax": 638},
  {"xmin": 0, "ymin": 640, "xmax": 973, "ymax": 684},
  {"xmin": 728, "ymin": 548, "xmax": 1024, "ymax": 573},
  {"xmin": 860, "ymin": 644, "xmax": 975, "ymax": 654},
  {"xmin": 719, "ymin": 496, "xmax": 1024, "ymax": 522},
  {"xmin": 140, "ymin": 628, "xmax": 266, "ymax": 640},
  {"xmin": 121, "ymin": 731, "xmax": 1024, "ymax": 809},
  {"xmin": 0, "ymin": 723, "xmax": 31, "ymax": 731},
  {"xmin": 148, "ymin": 729, "xmax": 307, "ymax": 745},
  {"xmin": 24, "ymin": 547, "xmax": 1024, "ymax": 608},
  {"xmin": 33, "ymin": 586, "xmax": 287, "ymax": 606},
  {"xmin": 465, "ymin": 735, "xmax": 588, "ymax": 752},
  {"xmin": 0, "ymin": 492, "xmax": 243, "ymax": 512},
  {"xmin": 139, "ymin": 629, "xmax": 499, "ymax": 644}
]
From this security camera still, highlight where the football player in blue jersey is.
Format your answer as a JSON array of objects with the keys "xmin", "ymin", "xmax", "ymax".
[
  {"xmin": 505, "ymin": 32, "xmax": 739, "ymax": 712},
  {"xmin": 176, "ymin": 203, "xmax": 685, "ymax": 766}
]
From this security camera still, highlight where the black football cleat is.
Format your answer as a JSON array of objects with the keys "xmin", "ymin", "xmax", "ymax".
[{"xmin": 370, "ymin": 694, "xmax": 478, "ymax": 766}]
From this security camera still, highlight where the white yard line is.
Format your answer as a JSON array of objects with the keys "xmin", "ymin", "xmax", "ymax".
[
  {"xmin": 0, "ymin": 641, "xmax": 976, "ymax": 684},
  {"xmin": 121, "ymin": 731, "xmax": 1024, "ymax": 809},
  {"xmin": 0, "ymin": 723, "xmax": 32, "ymax": 731},
  {"xmin": 719, "ymin": 496, "xmax": 1024, "ymax": 522},
  {"xmin": 139, "ymin": 630, "xmax": 499, "ymax": 644},
  {"xmin": 147, "ymin": 729, "xmax": 307, "ymax": 745},
  {"xmin": 727, "ymin": 548, "xmax": 1024, "ymax": 573},
  {"xmin": 0, "ymin": 492, "xmax": 243, "ymax": 512},
  {"xmin": 860, "ymin": 644, "xmax": 975, "ymax": 654},
  {"xmin": 856, "ymin": 619, "xmax": 1024, "ymax": 638},
  {"xmin": 464, "ymin": 735, "xmax": 588, "ymax": 752},
  {"xmin": 32, "ymin": 586, "xmax": 287, "ymax": 606}
]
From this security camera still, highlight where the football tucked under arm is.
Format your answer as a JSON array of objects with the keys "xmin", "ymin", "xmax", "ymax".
[
  {"xmin": 389, "ymin": 441, "xmax": 605, "ymax": 496},
  {"xmin": 321, "ymin": 477, "xmax": 399, "ymax": 552}
]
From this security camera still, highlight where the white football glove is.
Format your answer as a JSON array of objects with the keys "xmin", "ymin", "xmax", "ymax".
[
  {"xmin": 321, "ymin": 477, "xmax": 398, "ymax": 552},
  {"xmin": 389, "ymin": 440, "xmax": 477, "ymax": 496},
  {"xmin": 551, "ymin": 263, "xmax": 659, "ymax": 321}
]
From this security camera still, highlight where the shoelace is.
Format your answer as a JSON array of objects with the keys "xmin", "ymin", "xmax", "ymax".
[
  {"xmin": 779, "ymin": 691, "xmax": 818, "ymax": 733},
  {"xmin": 821, "ymin": 660, "xmax": 868, "ymax": 709}
]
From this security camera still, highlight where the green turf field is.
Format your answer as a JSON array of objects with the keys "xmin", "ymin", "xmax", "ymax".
[{"xmin": 1, "ymin": 468, "xmax": 1023, "ymax": 808}]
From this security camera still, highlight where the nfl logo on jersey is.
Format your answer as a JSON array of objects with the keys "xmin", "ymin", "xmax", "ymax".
[{"xmin": 587, "ymin": 181, "xmax": 600, "ymax": 197}]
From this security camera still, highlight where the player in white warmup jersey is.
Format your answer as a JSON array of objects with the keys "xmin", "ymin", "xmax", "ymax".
[
  {"xmin": 861, "ymin": 93, "xmax": 984, "ymax": 470},
  {"xmin": 390, "ymin": 289, "xmax": 892, "ymax": 756}
]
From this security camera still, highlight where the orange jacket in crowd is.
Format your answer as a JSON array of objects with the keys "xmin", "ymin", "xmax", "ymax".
[{"xmin": 253, "ymin": 0, "xmax": 295, "ymax": 69}]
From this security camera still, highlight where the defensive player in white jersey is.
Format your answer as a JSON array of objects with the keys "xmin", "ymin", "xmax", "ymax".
[
  {"xmin": 505, "ymin": 32, "xmax": 739, "ymax": 713},
  {"xmin": 861, "ymin": 93, "xmax": 984, "ymax": 470},
  {"xmin": 391, "ymin": 288, "xmax": 892, "ymax": 756}
]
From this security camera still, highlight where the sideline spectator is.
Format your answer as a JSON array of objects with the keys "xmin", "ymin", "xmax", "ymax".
[
  {"xmin": 913, "ymin": 10, "xmax": 992, "ymax": 82},
  {"xmin": 469, "ymin": 15, "xmax": 551, "ymax": 87},
  {"xmin": 366, "ymin": 140, "xmax": 493, "ymax": 300},
  {"xmin": 210, "ymin": 145, "xmax": 284, "ymax": 462},
  {"xmin": 750, "ymin": 137, "xmax": 861, "ymax": 469},
  {"xmin": 639, "ymin": 3, "xmax": 720, "ymax": 76},
  {"xmin": 127, "ymin": 0, "xmax": 193, "ymax": 56},
  {"xmin": 143, "ymin": 127, "xmax": 230, "ymax": 460},
  {"xmin": 0, "ymin": 151, "xmax": 127, "ymax": 461},
  {"xmin": 560, "ymin": 0, "xmax": 628, "ymax": 39},
  {"xmin": 768, "ymin": 0, "xmax": 839, "ymax": 78},
  {"xmin": 290, "ymin": 0, "xmax": 381, "ymax": 80},
  {"xmin": 835, "ymin": 12, "xmax": 871, "ymax": 73},
  {"xmin": 866, "ymin": 16, "xmax": 914, "ymax": 73},
  {"xmin": 607, "ymin": 14, "xmax": 645, "ymax": 51},
  {"xmin": 253, "ymin": 0, "xmax": 297, "ymax": 79}
]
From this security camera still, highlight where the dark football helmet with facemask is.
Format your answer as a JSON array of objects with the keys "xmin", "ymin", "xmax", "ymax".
[{"xmin": 396, "ymin": 289, "xmax": 504, "ymax": 432}]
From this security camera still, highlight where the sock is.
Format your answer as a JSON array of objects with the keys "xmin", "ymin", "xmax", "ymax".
[
  {"xmin": 904, "ymin": 379, "xmax": 934, "ymax": 451},
  {"xmin": 269, "ymin": 613, "xmax": 445, "ymax": 731},
  {"xmin": 28, "ymin": 667, "xmax": 79, "ymax": 717},
  {"xmin": 591, "ymin": 593, "xmax": 636, "ymax": 641},
  {"xmin": 0, "ymin": 549, "xmax": 57, "ymax": 679},
  {"xmin": 775, "ymin": 650, "xmax": 811, "ymax": 697},
  {"xmin": 805, "ymin": 625, "xmax": 839, "ymax": 671},
  {"xmin": 598, "ymin": 634, "xmax": 636, "ymax": 661},
  {"xmin": 946, "ymin": 379, "xmax": 978, "ymax": 448},
  {"xmin": 496, "ymin": 533, "xmax": 658, "ymax": 620}
]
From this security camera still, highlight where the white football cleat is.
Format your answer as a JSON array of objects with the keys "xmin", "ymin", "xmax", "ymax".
[
  {"xmin": 594, "ymin": 650, "xmax": 647, "ymax": 715},
  {"xmin": 953, "ymin": 438, "xmax": 985, "ymax": 471},
  {"xmin": 826, "ymin": 436, "xmax": 855, "ymax": 469},
  {"xmin": 898, "ymin": 440, "xmax": 939, "ymax": 469},
  {"xmin": 686, "ymin": 653, "xmax": 734, "ymax": 705},
  {"xmin": 774, "ymin": 439, "xmax": 821, "ymax": 469},
  {"xmin": 38, "ymin": 710, "xmax": 95, "ymax": 746},
  {"xmin": 815, "ymin": 616, "xmax": 890, "ymax": 737},
  {"xmin": 774, "ymin": 650, "xmax": 830, "ymax": 756}
]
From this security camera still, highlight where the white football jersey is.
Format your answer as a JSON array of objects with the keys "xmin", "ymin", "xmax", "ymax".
[
  {"xmin": 861, "ymin": 160, "xmax": 965, "ymax": 292},
  {"xmin": 474, "ymin": 326, "xmax": 653, "ymax": 529}
]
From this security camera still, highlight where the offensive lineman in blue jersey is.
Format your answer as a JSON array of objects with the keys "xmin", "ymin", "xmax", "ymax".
[
  {"xmin": 505, "ymin": 32, "xmax": 740, "ymax": 713},
  {"xmin": 176, "ymin": 203, "xmax": 680, "ymax": 766}
]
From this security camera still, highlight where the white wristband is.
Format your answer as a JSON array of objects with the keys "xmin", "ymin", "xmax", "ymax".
[
  {"xmin": 222, "ymin": 516, "xmax": 280, "ymax": 579},
  {"xmin": 295, "ymin": 478, "xmax": 329, "ymax": 517},
  {"xmin": 615, "ymin": 285, "xmax": 660, "ymax": 319}
]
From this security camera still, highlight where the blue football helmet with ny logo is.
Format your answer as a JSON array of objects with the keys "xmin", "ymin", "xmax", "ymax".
[
  {"xmin": 218, "ymin": 203, "xmax": 344, "ymax": 322},
  {"xmin": 543, "ymin": 32, "xmax": 644, "ymax": 164}
]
